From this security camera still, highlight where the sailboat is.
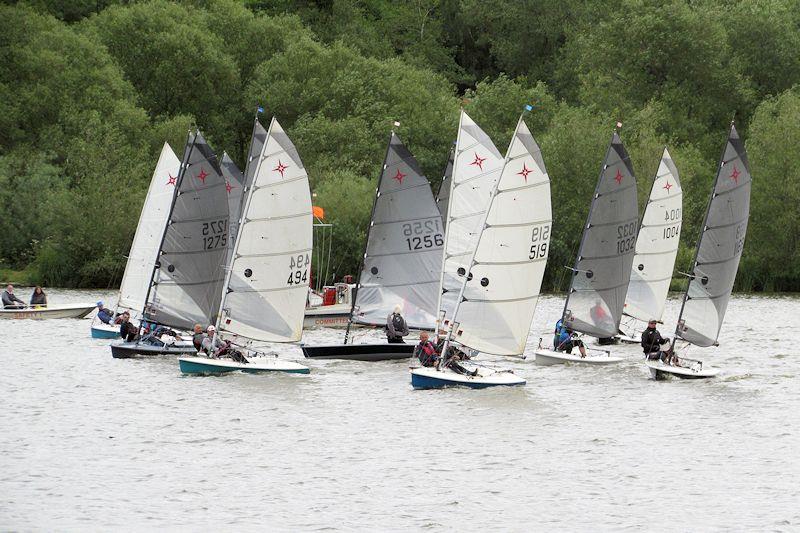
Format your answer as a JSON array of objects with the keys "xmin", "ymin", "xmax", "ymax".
[
  {"xmin": 617, "ymin": 148, "xmax": 683, "ymax": 343},
  {"xmin": 646, "ymin": 123, "xmax": 751, "ymax": 379},
  {"xmin": 91, "ymin": 143, "xmax": 180, "ymax": 338},
  {"xmin": 110, "ymin": 130, "xmax": 232, "ymax": 358},
  {"xmin": 179, "ymin": 117, "xmax": 312, "ymax": 374},
  {"xmin": 436, "ymin": 143, "xmax": 454, "ymax": 226},
  {"xmin": 534, "ymin": 128, "xmax": 638, "ymax": 365},
  {"xmin": 411, "ymin": 109, "xmax": 537, "ymax": 389},
  {"xmin": 301, "ymin": 127, "xmax": 444, "ymax": 361}
]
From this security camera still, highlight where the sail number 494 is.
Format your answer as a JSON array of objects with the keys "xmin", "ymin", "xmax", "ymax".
[
  {"xmin": 529, "ymin": 224, "xmax": 551, "ymax": 259},
  {"xmin": 287, "ymin": 253, "xmax": 310, "ymax": 285}
]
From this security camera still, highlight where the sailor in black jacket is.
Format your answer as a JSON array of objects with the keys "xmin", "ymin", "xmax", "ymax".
[{"xmin": 641, "ymin": 319, "xmax": 670, "ymax": 360}]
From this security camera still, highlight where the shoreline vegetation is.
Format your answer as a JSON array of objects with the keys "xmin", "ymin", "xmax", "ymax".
[{"xmin": 1, "ymin": 1, "xmax": 798, "ymax": 292}]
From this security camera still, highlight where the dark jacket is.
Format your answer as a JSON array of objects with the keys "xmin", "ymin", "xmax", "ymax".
[
  {"xmin": 193, "ymin": 332, "xmax": 206, "ymax": 350},
  {"xmin": 97, "ymin": 307, "xmax": 114, "ymax": 324},
  {"xmin": 641, "ymin": 327, "xmax": 668, "ymax": 354},
  {"xmin": 30, "ymin": 291, "xmax": 47, "ymax": 306},
  {"xmin": 415, "ymin": 340, "xmax": 439, "ymax": 367},
  {"xmin": 2, "ymin": 290, "xmax": 25, "ymax": 308},
  {"xmin": 386, "ymin": 312, "xmax": 409, "ymax": 339},
  {"xmin": 120, "ymin": 320, "xmax": 138, "ymax": 342}
]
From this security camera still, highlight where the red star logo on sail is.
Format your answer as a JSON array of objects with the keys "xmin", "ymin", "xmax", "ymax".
[
  {"xmin": 614, "ymin": 169, "xmax": 624, "ymax": 185},
  {"xmin": 225, "ymin": 181, "xmax": 234, "ymax": 194},
  {"xmin": 663, "ymin": 181, "xmax": 673, "ymax": 193},
  {"xmin": 166, "ymin": 173, "xmax": 177, "ymax": 186},
  {"xmin": 470, "ymin": 153, "xmax": 486, "ymax": 171},
  {"xmin": 274, "ymin": 160, "xmax": 289, "ymax": 178},
  {"xmin": 196, "ymin": 168, "xmax": 208, "ymax": 183},
  {"xmin": 517, "ymin": 163, "xmax": 532, "ymax": 183},
  {"xmin": 730, "ymin": 165, "xmax": 741, "ymax": 184},
  {"xmin": 393, "ymin": 169, "xmax": 406, "ymax": 183}
]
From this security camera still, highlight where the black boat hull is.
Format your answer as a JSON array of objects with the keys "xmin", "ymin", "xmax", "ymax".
[
  {"xmin": 301, "ymin": 343, "xmax": 414, "ymax": 362},
  {"xmin": 111, "ymin": 342, "xmax": 198, "ymax": 359}
]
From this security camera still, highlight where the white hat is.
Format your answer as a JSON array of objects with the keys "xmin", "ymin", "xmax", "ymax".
[{"xmin": 207, "ymin": 325, "xmax": 216, "ymax": 331}]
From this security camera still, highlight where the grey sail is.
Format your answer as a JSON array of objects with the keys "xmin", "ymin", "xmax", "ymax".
[
  {"xmin": 220, "ymin": 152, "xmax": 245, "ymax": 248},
  {"xmin": 243, "ymin": 118, "xmax": 268, "ymax": 190},
  {"xmin": 352, "ymin": 132, "xmax": 444, "ymax": 329},
  {"xmin": 675, "ymin": 124, "xmax": 751, "ymax": 347},
  {"xmin": 563, "ymin": 131, "xmax": 638, "ymax": 338},
  {"xmin": 436, "ymin": 144, "xmax": 454, "ymax": 229},
  {"xmin": 144, "ymin": 131, "xmax": 231, "ymax": 331}
]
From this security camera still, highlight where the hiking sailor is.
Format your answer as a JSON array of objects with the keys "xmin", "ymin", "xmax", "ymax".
[
  {"xmin": 641, "ymin": 319, "xmax": 672, "ymax": 363},
  {"xmin": 96, "ymin": 301, "xmax": 114, "ymax": 324},
  {"xmin": 386, "ymin": 304, "xmax": 410, "ymax": 343},
  {"xmin": 414, "ymin": 331, "xmax": 439, "ymax": 367},
  {"xmin": 554, "ymin": 318, "xmax": 587, "ymax": 358}
]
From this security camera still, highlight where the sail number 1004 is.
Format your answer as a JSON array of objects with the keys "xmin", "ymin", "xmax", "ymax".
[{"xmin": 287, "ymin": 253, "xmax": 310, "ymax": 285}]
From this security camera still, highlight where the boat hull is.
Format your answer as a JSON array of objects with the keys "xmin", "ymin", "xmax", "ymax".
[
  {"xmin": 532, "ymin": 349, "xmax": 624, "ymax": 366},
  {"xmin": 303, "ymin": 304, "xmax": 353, "ymax": 329},
  {"xmin": 0, "ymin": 304, "xmax": 95, "ymax": 320},
  {"xmin": 410, "ymin": 367, "xmax": 525, "ymax": 389},
  {"xmin": 645, "ymin": 360, "xmax": 719, "ymax": 380},
  {"xmin": 615, "ymin": 333, "xmax": 639, "ymax": 344},
  {"xmin": 301, "ymin": 343, "xmax": 414, "ymax": 361},
  {"xmin": 91, "ymin": 324, "xmax": 120, "ymax": 339},
  {"xmin": 179, "ymin": 356, "xmax": 310, "ymax": 375},
  {"xmin": 111, "ymin": 342, "xmax": 197, "ymax": 359}
]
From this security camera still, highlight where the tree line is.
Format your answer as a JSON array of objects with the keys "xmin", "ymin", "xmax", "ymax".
[{"xmin": 1, "ymin": 0, "xmax": 798, "ymax": 291}]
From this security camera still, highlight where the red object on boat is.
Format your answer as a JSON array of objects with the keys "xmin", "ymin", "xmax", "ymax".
[
  {"xmin": 323, "ymin": 287, "xmax": 336, "ymax": 306},
  {"xmin": 343, "ymin": 274, "xmax": 354, "ymax": 284}
]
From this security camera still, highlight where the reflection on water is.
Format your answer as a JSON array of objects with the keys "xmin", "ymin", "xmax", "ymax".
[{"xmin": 1, "ymin": 290, "xmax": 798, "ymax": 529}]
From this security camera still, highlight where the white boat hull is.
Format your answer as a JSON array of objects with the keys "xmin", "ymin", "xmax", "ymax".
[
  {"xmin": 531, "ymin": 348, "xmax": 624, "ymax": 366},
  {"xmin": 644, "ymin": 359, "xmax": 719, "ymax": 380},
  {"xmin": 303, "ymin": 304, "xmax": 353, "ymax": 329},
  {"xmin": 410, "ymin": 366, "xmax": 525, "ymax": 389},
  {"xmin": 0, "ymin": 303, "xmax": 95, "ymax": 320},
  {"xmin": 615, "ymin": 333, "xmax": 639, "ymax": 344},
  {"xmin": 179, "ymin": 356, "xmax": 310, "ymax": 375}
]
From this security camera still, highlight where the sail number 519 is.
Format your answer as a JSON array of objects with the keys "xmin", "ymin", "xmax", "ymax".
[{"xmin": 529, "ymin": 224, "xmax": 551, "ymax": 259}]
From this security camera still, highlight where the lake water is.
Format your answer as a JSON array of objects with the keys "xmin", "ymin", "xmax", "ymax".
[{"xmin": 1, "ymin": 290, "xmax": 798, "ymax": 530}]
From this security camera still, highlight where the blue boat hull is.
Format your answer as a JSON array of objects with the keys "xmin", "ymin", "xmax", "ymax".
[
  {"xmin": 91, "ymin": 326, "xmax": 119, "ymax": 339},
  {"xmin": 410, "ymin": 372, "xmax": 525, "ymax": 390},
  {"xmin": 179, "ymin": 358, "xmax": 310, "ymax": 375}
]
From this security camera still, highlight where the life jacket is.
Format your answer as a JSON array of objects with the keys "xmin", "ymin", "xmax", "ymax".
[
  {"xmin": 416, "ymin": 341, "xmax": 438, "ymax": 366},
  {"xmin": 392, "ymin": 313, "xmax": 405, "ymax": 332}
]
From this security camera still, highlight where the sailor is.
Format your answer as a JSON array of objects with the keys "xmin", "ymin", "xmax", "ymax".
[
  {"xmin": 29, "ymin": 286, "xmax": 47, "ymax": 307},
  {"xmin": 201, "ymin": 325, "xmax": 225, "ymax": 355},
  {"xmin": 386, "ymin": 305, "xmax": 410, "ymax": 343},
  {"xmin": 96, "ymin": 301, "xmax": 114, "ymax": 324},
  {"xmin": 2, "ymin": 284, "xmax": 26, "ymax": 309},
  {"xmin": 414, "ymin": 331, "xmax": 439, "ymax": 367},
  {"xmin": 641, "ymin": 319, "xmax": 671, "ymax": 362},
  {"xmin": 192, "ymin": 323, "xmax": 205, "ymax": 351},
  {"xmin": 119, "ymin": 311, "xmax": 138, "ymax": 342},
  {"xmin": 553, "ymin": 318, "xmax": 587, "ymax": 358},
  {"xmin": 590, "ymin": 299, "xmax": 615, "ymax": 344},
  {"xmin": 442, "ymin": 347, "xmax": 478, "ymax": 376}
]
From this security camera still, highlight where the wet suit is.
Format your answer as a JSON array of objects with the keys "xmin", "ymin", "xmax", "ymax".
[
  {"xmin": 414, "ymin": 340, "xmax": 439, "ymax": 367},
  {"xmin": 120, "ymin": 320, "xmax": 138, "ymax": 342},
  {"xmin": 554, "ymin": 319, "xmax": 583, "ymax": 353},
  {"xmin": 641, "ymin": 326, "xmax": 670, "ymax": 361}
]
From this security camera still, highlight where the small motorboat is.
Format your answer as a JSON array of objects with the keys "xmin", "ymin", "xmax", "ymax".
[{"xmin": 0, "ymin": 303, "xmax": 95, "ymax": 320}]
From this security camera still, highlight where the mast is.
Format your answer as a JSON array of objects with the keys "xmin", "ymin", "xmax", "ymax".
[
  {"xmin": 139, "ymin": 131, "xmax": 196, "ymax": 331},
  {"xmin": 215, "ymin": 119, "xmax": 276, "ymax": 333},
  {"xmin": 440, "ymin": 112, "xmax": 526, "ymax": 357},
  {"xmin": 343, "ymin": 126, "xmax": 396, "ymax": 344}
]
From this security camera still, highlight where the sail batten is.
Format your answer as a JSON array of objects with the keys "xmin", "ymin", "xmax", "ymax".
[
  {"xmin": 563, "ymin": 131, "xmax": 639, "ymax": 338},
  {"xmin": 351, "ymin": 132, "xmax": 444, "ymax": 329},
  {"xmin": 674, "ymin": 125, "xmax": 751, "ymax": 348}
]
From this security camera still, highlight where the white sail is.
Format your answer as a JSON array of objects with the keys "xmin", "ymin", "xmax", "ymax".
[
  {"xmin": 217, "ymin": 117, "xmax": 313, "ymax": 343},
  {"xmin": 117, "ymin": 143, "xmax": 180, "ymax": 315},
  {"xmin": 437, "ymin": 110, "xmax": 504, "ymax": 329},
  {"xmin": 624, "ymin": 148, "xmax": 682, "ymax": 323},
  {"xmin": 449, "ymin": 117, "xmax": 552, "ymax": 355}
]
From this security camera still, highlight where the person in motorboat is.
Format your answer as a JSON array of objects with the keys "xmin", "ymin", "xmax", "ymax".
[
  {"xmin": 554, "ymin": 318, "xmax": 587, "ymax": 357},
  {"xmin": 201, "ymin": 325, "xmax": 225, "ymax": 355},
  {"xmin": 96, "ymin": 301, "xmax": 114, "ymax": 324},
  {"xmin": 29, "ymin": 286, "xmax": 47, "ymax": 307},
  {"xmin": 119, "ymin": 311, "xmax": 138, "ymax": 342},
  {"xmin": 641, "ymin": 319, "xmax": 673, "ymax": 363},
  {"xmin": 386, "ymin": 305, "xmax": 410, "ymax": 343},
  {"xmin": 192, "ymin": 323, "xmax": 205, "ymax": 351},
  {"xmin": 414, "ymin": 331, "xmax": 439, "ymax": 367},
  {"xmin": 2, "ymin": 284, "xmax": 26, "ymax": 309}
]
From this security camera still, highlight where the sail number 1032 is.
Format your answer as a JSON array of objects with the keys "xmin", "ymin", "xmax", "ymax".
[{"xmin": 287, "ymin": 253, "xmax": 310, "ymax": 285}]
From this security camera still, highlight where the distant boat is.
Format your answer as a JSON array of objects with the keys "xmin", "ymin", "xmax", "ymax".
[
  {"xmin": 646, "ymin": 123, "xmax": 751, "ymax": 380},
  {"xmin": 91, "ymin": 143, "xmax": 180, "ymax": 338},
  {"xmin": 411, "ymin": 109, "xmax": 536, "ymax": 389},
  {"xmin": 179, "ymin": 116, "xmax": 312, "ymax": 374},
  {"xmin": 111, "ymin": 131, "xmax": 231, "ymax": 358},
  {"xmin": 618, "ymin": 148, "xmax": 683, "ymax": 343},
  {"xmin": 0, "ymin": 302, "xmax": 95, "ymax": 320},
  {"xmin": 302, "ymin": 128, "xmax": 444, "ymax": 361},
  {"xmin": 534, "ymin": 128, "xmax": 638, "ymax": 365}
]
